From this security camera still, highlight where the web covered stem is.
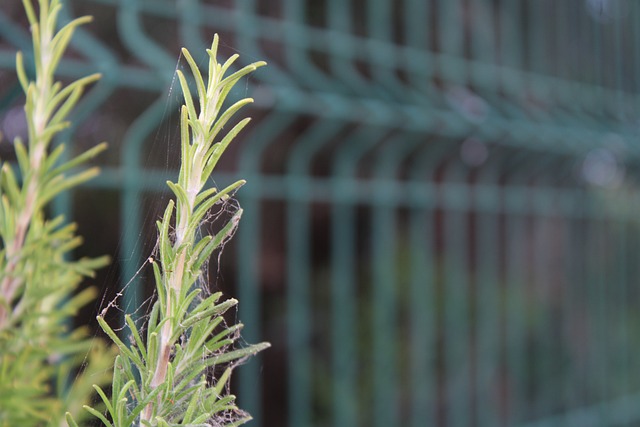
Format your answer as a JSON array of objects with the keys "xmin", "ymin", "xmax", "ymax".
[{"xmin": 135, "ymin": 34, "xmax": 266, "ymax": 425}]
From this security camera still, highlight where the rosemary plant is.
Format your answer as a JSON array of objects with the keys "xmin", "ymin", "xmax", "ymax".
[
  {"xmin": 0, "ymin": 0, "xmax": 113, "ymax": 425},
  {"xmin": 69, "ymin": 37, "xmax": 270, "ymax": 426}
]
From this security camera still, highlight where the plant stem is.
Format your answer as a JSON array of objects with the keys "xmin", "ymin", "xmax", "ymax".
[
  {"xmin": 135, "ymin": 37, "xmax": 266, "ymax": 424},
  {"xmin": 0, "ymin": 15, "xmax": 54, "ymax": 328},
  {"xmin": 141, "ymin": 113, "xmax": 203, "ymax": 425}
]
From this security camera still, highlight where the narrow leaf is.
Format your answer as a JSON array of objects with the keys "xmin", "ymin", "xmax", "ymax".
[
  {"xmin": 181, "ymin": 47, "xmax": 206, "ymax": 112},
  {"xmin": 83, "ymin": 405, "xmax": 113, "ymax": 427},
  {"xmin": 48, "ymin": 142, "xmax": 108, "ymax": 177},
  {"xmin": 96, "ymin": 316, "xmax": 143, "ymax": 367},
  {"xmin": 15, "ymin": 51, "xmax": 29, "ymax": 92},
  {"xmin": 207, "ymin": 342, "xmax": 271, "ymax": 366},
  {"xmin": 206, "ymin": 97, "xmax": 253, "ymax": 147},
  {"xmin": 65, "ymin": 413, "xmax": 80, "ymax": 427},
  {"xmin": 177, "ymin": 70, "xmax": 198, "ymax": 122},
  {"xmin": 202, "ymin": 118, "xmax": 251, "ymax": 179}
]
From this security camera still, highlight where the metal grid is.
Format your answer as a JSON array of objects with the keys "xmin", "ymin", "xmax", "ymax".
[{"xmin": 1, "ymin": 0, "xmax": 640, "ymax": 426}]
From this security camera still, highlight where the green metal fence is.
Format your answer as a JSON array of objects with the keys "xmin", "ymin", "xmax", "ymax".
[{"xmin": 2, "ymin": 0, "xmax": 640, "ymax": 426}]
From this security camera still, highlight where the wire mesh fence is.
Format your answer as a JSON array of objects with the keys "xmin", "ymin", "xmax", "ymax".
[{"xmin": 2, "ymin": 0, "xmax": 640, "ymax": 426}]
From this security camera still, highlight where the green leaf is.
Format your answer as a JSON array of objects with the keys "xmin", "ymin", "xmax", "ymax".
[
  {"xmin": 181, "ymin": 47, "xmax": 207, "ymax": 113},
  {"xmin": 167, "ymin": 181, "xmax": 191, "ymax": 212},
  {"xmin": 38, "ymin": 121, "xmax": 71, "ymax": 148},
  {"xmin": 182, "ymin": 385, "xmax": 205, "ymax": 423},
  {"xmin": 226, "ymin": 416, "xmax": 254, "ymax": 427},
  {"xmin": 202, "ymin": 118, "xmax": 251, "ymax": 179},
  {"xmin": 125, "ymin": 314, "xmax": 147, "ymax": 361},
  {"xmin": 202, "ymin": 326, "xmax": 241, "ymax": 354},
  {"xmin": 212, "ymin": 367, "xmax": 232, "ymax": 397},
  {"xmin": 83, "ymin": 405, "xmax": 114, "ymax": 427},
  {"xmin": 38, "ymin": 167, "xmax": 101, "ymax": 207},
  {"xmin": 193, "ymin": 186, "xmax": 218, "ymax": 207},
  {"xmin": 97, "ymin": 316, "xmax": 144, "ymax": 367},
  {"xmin": 181, "ymin": 298, "xmax": 238, "ymax": 328},
  {"xmin": 65, "ymin": 412, "xmax": 80, "ymax": 427},
  {"xmin": 1, "ymin": 164, "xmax": 22, "ymax": 205},
  {"xmin": 163, "ymin": 361, "xmax": 175, "ymax": 403},
  {"xmin": 48, "ymin": 85, "xmax": 84, "ymax": 128},
  {"xmin": 45, "ymin": 3, "xmax": 62, "ymax": 36},
  {"xmin": 112, "ymin": 356, "xmax": 123, "ymax": 405},
  {"xmin": 125, "ymin": 382, "xmax": 164, "ymax": 425},
  {"xmin": 179, "ymin": 106, "xmax": 191, "ymax": 186},
  {"xmin": 218, "ymin": 53, "xmax": 240, "ymax": 78},
  {"xmin": 152, "ymin": 261, "xmax": 165, "ymax": 312},
  {"xmin": 206, "ymin": 34, "xmax": 220, "ymax": 90},
  {"xmin": 206, "ymin": 394, "xmax": 238, "ymax": 416},
  {"xmin": 177, "ymin": 70, "xmax": 198, "ymax": 122},
  {"xmin": 189, "ymin": 181, "xmax": 244, "ymax": 236},
  {"xmin": 182, "ymin": 316, "xmax": 225, "ymax": 358},
  {"xmin": 15, "ymin": 52, "xmax": 29, "ymax": 92},
  {"xmin": 31, "ymin": 22, "xmax": 42, "ymax": 82},
  {"xmin": 188, "ymin": 235, "xmax": 212, "ymax": 263},
  {"xmin": 13, "ymin": 138, "xmax": 29, "ymax": 175},
  {"xmin": 205, "ymin": 97, "xmax": 253, "ymax": 147},
  {"xmin": 41, "ymin": 143, "xmax": 66, "ymax": 176},
  {"xmin": 64, "ymin": 287, "xmax": 98, "ymax": 314},
  {"xmin": 46, "ymin": 73, "xmax": 101, "ymax": 120},
  {"xmin": 72, "ymin": 255, "xmax": 110, "ymax": 277},
  {"xmin": 146, "ymin": 302, "xmax": 160, "ymax": 346},
  {"xmin": 1, "ymin": 196, "xmax": 15, "ymax": 242},
  {"xmin": 146, "ymin": 331, "xmax": 159, "ymax": 373},
  {"xmin": 20, "ymin": 0, "xmax": 36, "ymax": 25},
  {"xmin": 92, "ymin": 384, "xmax": 115, "ymax": 419},
  {"xmin": 210, "ymin": 208, "xmax": 242, "ymax": 248},
  {"xmin": 212, "ymin": 61, "xmax": 265, "ymax": 115},
  {"xmin": 158, "ymin": 200, "xmax": 175, "ymax": 268},
  {"xmin": 116, "ymin": 379, "xmax": 136, "ymax": 410},
  {"xmin": 170, "ymin": 368, "xmax": 205, "ymax": 401},
  {"xmin": 173, "ymin": 288, "xmax": 201, "ymax": 329},
  {"xmin": 207, "ymin": 342, "xmax": 271, "ymax": 366},
  {"xmin": 48, "ymin": 16, "xmax": 93, "ymax": 72},
  {"xmin": 217, "ymin": 62, "xmax": 267, "ymax": 93},
  {"xmin": 188, "ymin": 291, "xmax": 222, "ymax": 314},
  {"xmin": 47, "ymin": 141, "xmax": 108, "ymax": 178}
]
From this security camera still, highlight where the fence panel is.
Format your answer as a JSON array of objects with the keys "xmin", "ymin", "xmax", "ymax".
[{"xmin": 2, "ymin": 0, "xmax": 640, "ymax": 426}]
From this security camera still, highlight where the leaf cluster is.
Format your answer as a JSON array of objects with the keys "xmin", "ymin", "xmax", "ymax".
[
  {"xmin": 0, "ymin": 0, "xmax": 113, "ymax": 425},
  {"xmin": 77, "ymin": 36, "xmax": 270, "ymax": 426},
  {"xmin": 76, "ymin": 300, "xmax": 268, "ymax": 427}
]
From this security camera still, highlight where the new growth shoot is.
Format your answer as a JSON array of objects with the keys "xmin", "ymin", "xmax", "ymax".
[{"xmin": 71, "ymin": 36, "xmax": 270, "ymax": 426}]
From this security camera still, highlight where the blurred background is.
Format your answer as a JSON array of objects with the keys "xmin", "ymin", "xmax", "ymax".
[{"xmin": 2, "ymin": 0, "xmax": 640, "ymax": 426}]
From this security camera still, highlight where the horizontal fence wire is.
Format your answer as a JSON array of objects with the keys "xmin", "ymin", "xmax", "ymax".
[{"xmin": 2, "ymin": 0, "xmax": 640, "ymax": 426}]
